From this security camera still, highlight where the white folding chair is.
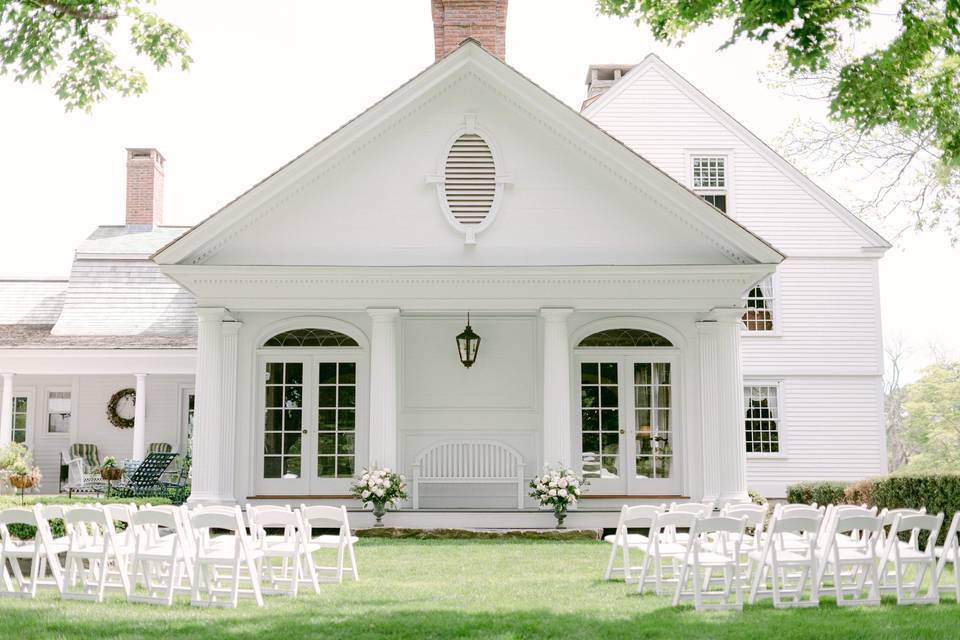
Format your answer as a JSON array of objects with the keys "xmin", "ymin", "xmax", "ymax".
[
  {"xmin": 721, "ymin": 503, "xmax": 768, "ymax": 554},
  {"xmin": 816, "ymin": 513, "xmax": 884, "ymax": 606},
  {"xmin": 300, "ymin": 505, "xmax": 359, "ymax": 584},
  {"xmin": 642, "ymin": 511, "xmax": 699, "ymax": 596},
  {"xmin": 33, "ymin": 505, "xmax": 69, "ymax": 592},
  {"xmin": 127, "ymin": 507, "xmax": 193, "ymax": 606},
  {"xmin": 748, "ymin": 515, "xmax": 821, "ymax": 608},
  {"xmin": 672, "ymin": 516, "xmax": 746, "ymax": 610},
  {"xmin": 887, "ymin": 512, "xmax": 943, "ymax": 605},
  {"xmin": 934, "ymin": 511, "xmax": 960, "ymax": 603},
  {"xmin": 62, "ymin": 506, "xmax": 131, "ymax": 602},
  {"xmin": 189, "ymin": 507, "xmax": 264, "ymax": 608},
  {"xmin": 603, "ymin": 504, "xmax": 663, "ymax": 582},
  {"xmin": 769, "ymin": 505, "xmax": 823, "ymax": 552},
  {"xmin": 877, "ymin": 507, "xmax": 927, "ymax": 591},
  {"xmin": 0, "ymin": 508, "xmax": 45, "ymax": 597},
  {"xmin": 249, "ymin": 507, "xmax": 312, "ymax": 596}
]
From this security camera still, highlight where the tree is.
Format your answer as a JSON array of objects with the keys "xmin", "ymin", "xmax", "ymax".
[
  {"xmin": 898, "ymin": 359, "xmax": 960, "ymax": 473},
  {"xmin": 597, "ymin": 0, "xmax": 960, "ymax": 241},
  {"xmin": 884, "ymin": 338, "xmax": 912, "ymax": 470},
  {"xmin": 0, "ymin": 0, "xmax": 191, "ymax": 111}
]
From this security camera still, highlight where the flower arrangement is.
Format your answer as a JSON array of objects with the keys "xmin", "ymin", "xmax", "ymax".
[
  {"xmin": 351, "ymin": 467, "xmax": 407, "ymax": 527},
  {"xmin": 101, "ymin": 456, "xmax": 119, "ymax": 469},
  {"xmin": 3, "ymin": 448, "xmax": 42, "ymax": 504},
  {"xmin": 529, "ymin": 466, "xmax": 586, "ymax": 528},
  {"xmin": 99, "ymin": 456, "xmax": 123, "ymax": 481}
]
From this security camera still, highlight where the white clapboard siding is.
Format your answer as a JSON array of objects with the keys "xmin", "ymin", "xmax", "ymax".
[
  {"xmin": 741, "ymin": 259, "xmax": 883, "ymax": 374},
  {"xmin": 586, "ymin": 65, "xmax": 871, "ymax": 255},
  {"xmin": 746, "ymin": 376, "xmax": 885, "ymax": 497},
  {"xmin": 0, "ymin": 280, "xmax": 67, "ymax": 324},
  {"xmin": 51, "ymin": 259, "xmax": 196, "ymax": 336}
]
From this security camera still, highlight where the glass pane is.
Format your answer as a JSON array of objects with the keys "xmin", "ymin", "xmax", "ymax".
[
  {"xmin": 581, "ymin": 386, "xmax": 599, "ymax": 408},
  {"xmin": 339, "ymin": 362, "xmax": 356, "ymax": 384},
  {"xmin": 318, "ymin": 433, "xmax": 336, "ymax": 455},
  {"xmin": 264, "ymin": 457, "xmax": 282, "ymax": 478},
  {"xmin": 266, "ymin": 363, "xmax": 283, "ymax": 384},
  {"xmin": 264, "ymin": 386, "xmax": 283, "ymax": 408},
  {"xmin": 635, "ymin": 386, "xmax": 651, "ymax": 408},
  {"xmin": 655, "ymin": 363, "xmax": 671, "ymax": 384},
  {"xmin": 581, "ymin": 409, "xmax": 599, "ymax": 430},
  {"xmin": 600, "ymin": 409, "xmax": 618, "ymax": 432},
  {"xmin": 264, "ymin": 409, "xmax": 283, "ymax": 430},
  {"xmin": 264, "ymin": 433, "xmax": 283, "ymax": 454},
  {"xmin": 601, "ymin": 456, "xmax": 619, "ymax": 477},
  {"xmin": 317, "ymin": 363, "xmax": 337, "ymax": 385},
  {"xmin": 13, "ymin": 414, "xmax": 26, "ymax": 429},
  {"xmin": 13, "ymin": 431, "xmax": 25, "ymax": 444},
  {"xmin": 282, "ymin": 410, "xmax": 302, "ymax": 431},
  {"xmin": 13, "ymin": 397, "xmax": 27, "ymax": 412},
  {"xmin": 581, "ymin": 433, "xmax": 600, "ymax": 455},
  {"xmin": 317, "ymin": 456, "xmax": 336, "ymax": 478},
  {"xmin": 318, "ymin": 409, "xmax": 337, "ymax": 431},
  {"xmin": 284, "ymin": 362, "xmax": 303, "ymax": 385},
  {"xmin": 599, "ymin": 386, "xmax": 617, "ymax": 407},
  {"xmin": 283, "ymin": 457, "xmax": 301, "ymax": 478},
  {"xmin": 339, "ymin": 409, "xmax": 355, "ymax": 430},
  {"xmin": 636, "ymin": 456, "xmax": 653, "ymax": 478},
  {"xmin": 338, "ymin": 386, "xmax": 356, "ymax": 408},
  {"xmin": 580, "ymin": 362, "xmax": 598, "ymax": 384},
  {"xmin": 337, "ymin": 457, "xmax": 354, "ymax": 477},
  {"xmin": 338, "ymin": 433, "xmax": 355, "ymax": 454},
  {"xmin": 284, "ymin": 434, "xmax": 302, "ymax": 455},
  {"xmin": 599, "ymin": 362, "xmax": 618, "ymax": 384},
  {"xmin": 283, "ymin": 386, "xmax": 302, "ymax": 408},
  {"xmin": 317, "ymin": 386, "xmax": 336, "ymax": 407}
]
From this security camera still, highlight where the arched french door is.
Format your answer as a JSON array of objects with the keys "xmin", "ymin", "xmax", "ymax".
[
  {"xmin": 574, "ymin": 327, "xmax": 681, "ymax": 496},
  {"xmin": 256, "ymin": 326, "xmax": 367, "ymax": 496}
]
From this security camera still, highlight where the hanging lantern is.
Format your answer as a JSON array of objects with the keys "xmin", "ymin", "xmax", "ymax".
[{"xmin": 456, "ymin": 312, "xmax": 481, "ymax": 368}]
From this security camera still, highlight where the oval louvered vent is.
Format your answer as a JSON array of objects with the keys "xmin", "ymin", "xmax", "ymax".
[{"xmin": 444, "ymin": 133, "xmax": 496, "ymax": 226}]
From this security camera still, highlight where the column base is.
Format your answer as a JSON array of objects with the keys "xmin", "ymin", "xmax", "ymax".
[
  {"xmin": 702, "ymin": 491, "xmax": 751, "ymax": 508},
  {"xmin": 187, "ymin": 493, "xmax": 238, "ymax": 507}
]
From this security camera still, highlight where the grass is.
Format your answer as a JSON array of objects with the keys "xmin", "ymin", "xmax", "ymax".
[{"xmin": 1, "ymin": 539, "xmax": 958, "ymax": 639}]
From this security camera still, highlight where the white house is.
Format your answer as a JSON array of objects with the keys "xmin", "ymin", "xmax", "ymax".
[{"xmin": 0, "ymin": 1, "xmax": 888, "ymax": 519}]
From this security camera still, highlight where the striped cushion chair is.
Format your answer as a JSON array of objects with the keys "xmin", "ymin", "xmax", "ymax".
[
  {"xmin": 148, "ymin": 442, "xmax": 174, "ymax": 454},
  {"xmin": 62, "ymin": 443, "xmax": 103, "ymax": 494}
]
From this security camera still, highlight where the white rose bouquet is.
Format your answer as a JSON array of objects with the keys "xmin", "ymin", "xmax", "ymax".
[
  {"xmin": 529, "ymin": 465, "xmax": 586, "ymax": 528},
  {"xmin": 350, "ymin": 467, "xmax": 408, "ymax": 526}
]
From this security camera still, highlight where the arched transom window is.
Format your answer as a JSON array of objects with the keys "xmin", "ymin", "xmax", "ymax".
[
  {"xmin": 263, "ymin": 328, "xmax": 359, "ymax": 348},
  {"xmin": 577, "ymin": 328, "xmax": 673, "ymax": 348}
]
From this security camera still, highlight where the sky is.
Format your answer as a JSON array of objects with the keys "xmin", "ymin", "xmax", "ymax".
[{"xmin": 0, "ymin": 0, "xmax": 956, "ymax": 380}]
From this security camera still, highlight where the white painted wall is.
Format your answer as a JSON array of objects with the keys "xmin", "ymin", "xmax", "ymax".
[{"xmin": 588, "ymin": 63, "xmax": 888, "ymax": 496}]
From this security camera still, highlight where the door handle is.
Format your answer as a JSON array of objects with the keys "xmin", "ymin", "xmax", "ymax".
[
  {"xmin": 302, "ymin": 429, "xmax": 308, "ymax": 434},
  {"xmin": 619, "ymin": 429, "xmax": 625, "ymax": 435}
]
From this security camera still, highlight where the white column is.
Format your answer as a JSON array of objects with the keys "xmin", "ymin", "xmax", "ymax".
[
  {"xmin": 218, "ymin": 321, "xmax": 241, "ymax": 503},
  {"xmin": 367, "ymin": 308, "xmax": 400, "ymax": 470},
  {"xmin": 132, "ymin": 373, "xmax": 147, "ymax": 460},
  {"xmin": 541, "ymin": 308, "xmax": 574, "ymax": 469},
  {"xmin": 0, "ymin": 373, "xmax": 13, "ymax": 445},
  {"xmin": 189, "ymin": 307, "xmax": 225, "ymax": 505},
  {"xmin": 696, "ymin": 308, "xmax": 749, "ymax": 506}
]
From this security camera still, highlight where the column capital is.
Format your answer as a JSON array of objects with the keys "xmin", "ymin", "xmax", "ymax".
[
  {"xmin": 701, "ymin": 307, "xmax": 747, "ymax": 325},
  {"xmin": 222, "ymin": 320, "xmax": 243, "ymax": 335},
  {"xmin": 133, "ymin": 372, "xmax": 148, "ymax": 381},
  {"xmin": 196, "ymin": 307, "xmax": 228, "ymax": 322},
  {"xmin": 367, "ymin": 307, "xmax": 401, "ymax": 321},
  {"xmin": 540, "ymin": 307, "xmax": 574, "ymax": 321}
]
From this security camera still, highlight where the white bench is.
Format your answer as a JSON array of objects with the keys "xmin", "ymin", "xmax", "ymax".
[{"xmin": 411, "ymin": 440, "xmax": 526, "ymax": 510}]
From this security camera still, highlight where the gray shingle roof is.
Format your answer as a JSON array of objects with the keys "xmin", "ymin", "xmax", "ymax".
[
  {"xmin": 0, "ymin": 280, "xmax": 67, "ymax": 324},
  {"xmin": 0, "ymin": 324, "xmax": 195, "ymax": 349}
]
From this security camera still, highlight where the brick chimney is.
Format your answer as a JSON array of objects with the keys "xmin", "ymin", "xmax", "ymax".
[
  {"xmin": 431, "ymin": 0, "xmax": 508, "ymax": 62},
  {"xmin": 125, "ymin": 147, "xmax": 164, "ymax": 227}
]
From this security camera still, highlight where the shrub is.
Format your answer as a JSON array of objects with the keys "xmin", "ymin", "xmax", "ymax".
[
  {"xmin": 0, "ymin": 495, "xmax": 172, "ymax": 540},
  {"xmin": 844, "ymin": 479, "xmax": 874, "ymax": 505},
  {"xmin": 869, "ymin": 474, "xmax": 960, "ymax": 545},
  {"xmin": 785, "ymin": 481, "xmax": 848, "ymax": 506}
]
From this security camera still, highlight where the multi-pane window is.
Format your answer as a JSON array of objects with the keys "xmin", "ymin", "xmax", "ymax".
[
  {"xmin": 317, "ymin": 362, "xmax": 356, "ymax": 478},
  {"xmin": 263, "ymin": 362, "xmax": 304, "ymax": 479},
  {"xmin": 634, "ymin": 363, "xmax": 672, "ymax": 479},
  {"xmin": 692, "ymin": 156, "xmax": 727, "ymax": 213},
  {"xmin": 11, "ymin": 396, "xmax": 27, "ymax": 443},
  {"xmin": 580, "ymin": 362, "xmax": 620, "ymax": 479},
  {"xmin": 46, "ymin": 391, "xmax": 71, "ymax": 434},
  {"xmin": 743, "ymin": 276, "xmax": 775, "ymax": 332},
  {"xmin": 744, "ymin": 385, "xmax": 780, "ymax": 453}
]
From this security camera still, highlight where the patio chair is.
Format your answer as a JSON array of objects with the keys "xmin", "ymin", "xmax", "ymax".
[
  {"xmin": 0, "ymin": 508, "xmax": 45, "ymax": 597},
  {"xmin": 300, "ymin": 505, "xmax": 360, "ymax": 584},
  {"xmin": 127, "ymin": 507, "xmax": 193, "ymax": 606},
  {"xmin": 876, "ymin": 507, "xmax": 927, "ymax": 591},
  {"xmin": 642, "ymin": 511, "xmax": 700, "ymax": 596},
  {"xmin": 816, "ymin": 513, "xmax": 884, "ymax": 607},
  {"xmin": 720, "ymin": 503, "xmax": 768, "ymax": 555},
  {"xmin": 148, "ymin": 442, "xmax": 174, "ymax": 454},
  {"xmin": 109, "ymin": 452, "xmax": 178, "ymax": 499},
  {"xmin": 62, "ymin": 507, "xmax": 131, "ymax": 602},
  {"xmin": 248, "ymin": 507, "xmax": 312, "ymax": 597},
  {"xmin": 61, "ymin": 443, "xmax": 105, "ymax": 496},
  {"xmin": 32, "ymin": 505, "xmax": 68, "ymax": 592},
  {"xmin": 603, "ymin": 504, "xmax": 664, "ymax": 583},
  {"xmin": 189, "ymin": 506, "xmax": 264, "ymax": 608},
  {"xmin": 934, "ymin": 512, "xmax": 960, "ymax": 603},
  {"xmin": 748, "ymin": 515, "xmax": 821, "ymax": 608},
  {"xmin": 887, "ymin": 512, "xmax": 943, "ymax": 605},
  {"xmin": 672, "ymin": 516, "xmax": 747, "ymax": 610}
]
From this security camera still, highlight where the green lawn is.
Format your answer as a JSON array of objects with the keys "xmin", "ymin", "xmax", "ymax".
[{"xmin": 1, "ymin": 539, "xmax": 957, "ymax": 639}]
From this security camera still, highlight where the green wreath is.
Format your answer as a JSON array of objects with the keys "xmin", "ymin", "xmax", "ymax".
[{"xmin": 107, "ymin": 388, "xmax": 136, "ymax": 429}]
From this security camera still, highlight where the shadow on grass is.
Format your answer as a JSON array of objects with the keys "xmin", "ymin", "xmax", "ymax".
[{"xmin": 0, "ymin": 598, "xmax": 957, "ymax": 640}]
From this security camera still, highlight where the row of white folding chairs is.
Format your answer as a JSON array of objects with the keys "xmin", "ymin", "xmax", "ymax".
[
  {"xmin": 0, "ymin": 502, "xmax": 358, "ymax": 608},
  {"xmin": 603, "ymin": 501, "xmax": 960, "ymax": 610}
]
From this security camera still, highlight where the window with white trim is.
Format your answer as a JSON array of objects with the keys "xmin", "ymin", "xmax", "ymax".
[
  {"xmin": 46, "ymin": 390, "xmax": 71, "ymax": 434},
  {"xmin": 743, "ymin": 384, "xmax": 780, "ymax": 453},
  {"xmin": 691, "ymin": 156, "xmax": 727, "ymax": 213},
  {"xmin": 743, "ymin": 275, "xmax": 775, "ymax": 332},
  {"xmin": 11, "ymin": 395, "xmax": 28, "ymax": 444}
]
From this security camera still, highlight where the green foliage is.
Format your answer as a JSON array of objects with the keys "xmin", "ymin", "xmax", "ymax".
[
  {"xmin": 785, "ymin": 480, "xmax": 849, "ymax": 506},
  {"xmin": 871, "ymin": 474, "xmax": 960, "ymax": 545},
  {"xmin": 597, "ymin": 0, "xmax": 960, "ymax": 174},
  {"xmin": 899, "ymin": 361, "xmax": 960, "ymax": 472},
  {"xmin": 748, "ymin": 489, "xmax": 767, "ymax": 506},
  {"xmin": 0, "ymin": 0, "xmax": 191, "ymax": 111},
  {"xmin": 0, "ymin": 495, "xmax": 171, "ymax": 540}
]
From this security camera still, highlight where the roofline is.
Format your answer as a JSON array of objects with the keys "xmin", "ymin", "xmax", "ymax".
[
  {"xmin": 582, "ymin": 53, "xmax": 891, "ymax": 251},
  {"xmin": 0, "ymin": 278, "xmax": 69, "ymax": 283},
  {"xmin": 154, "ymin": 41, "xmax": 784, "ymax": 266}
]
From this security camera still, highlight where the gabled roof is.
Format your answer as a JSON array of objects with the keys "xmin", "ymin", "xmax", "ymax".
[
  {"xmin": 154, "ymin": 40, "xmax": 784, "ymax": 267},
  {"xmin": 582, "ymin": 53, "xmax": 890, "ymax": 250},
  {"xmin": 78, "ymin": 225, "xmax": 190, "ymax": 258}
]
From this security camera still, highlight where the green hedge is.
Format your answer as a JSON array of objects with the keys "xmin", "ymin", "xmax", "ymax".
[
  {"xmin": 785, "ymin": 481, "xmax": 849, "ymax": 506},
  {"xmin": 0, "ymin": 495, "xmax": 172, "ymax": 540}
]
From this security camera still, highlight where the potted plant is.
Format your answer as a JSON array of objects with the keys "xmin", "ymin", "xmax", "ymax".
[
  {"xmin": 8, "ymin": 459, "xmax": 42, "ymax": 506},
  {"xmin": 530, "ymin": 466, "xmax": 586, "ymax": 529},
  {"xmin": 351, "ymin": 467, "xmax": 407, "ymax": 527}
]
